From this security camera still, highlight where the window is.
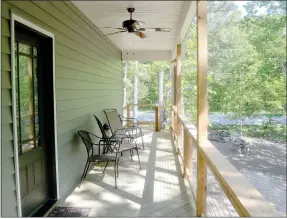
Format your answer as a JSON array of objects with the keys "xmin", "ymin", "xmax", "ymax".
[{"xmin": 15, "ymin": 41, "xmax": 39, "ymax": 154}]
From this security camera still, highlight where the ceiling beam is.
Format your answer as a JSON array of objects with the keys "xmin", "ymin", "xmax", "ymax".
[{"xmin": 122, "ymin": 51, "xmax": 172, "ymax": 61}]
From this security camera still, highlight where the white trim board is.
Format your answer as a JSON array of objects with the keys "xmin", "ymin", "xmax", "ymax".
[
  {"xmin": 10, "ymin": 13, "xmax": 59, "ymax": 217},
  {"xmin": 0, "ymin": 2, "xmax": 2, "ymax": 217},
  {"xmin": 122, "ymin": 51, "xmax": 172, "ymax": 61}
]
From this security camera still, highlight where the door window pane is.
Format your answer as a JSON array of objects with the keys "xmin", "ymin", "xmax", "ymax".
[
  {"xmin": 19, "ymin": 42, "xmax": 32, "ymax": 54},
  {"xmin": 15, "ymin": 41, "xmax": 39, "ymax": 154}
]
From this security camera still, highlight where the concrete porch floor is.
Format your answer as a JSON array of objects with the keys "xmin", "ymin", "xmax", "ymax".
[{"xmin": 52, "ymin": 129, "xmax": 196, "ymax": 217}]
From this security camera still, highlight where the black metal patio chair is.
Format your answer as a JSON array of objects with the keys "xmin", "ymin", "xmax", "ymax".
[
  {"xmin": 94, "ymin": 115, "xmax": 141, "ymax": 175},
  {"xmin": 103, "ymin": 108, "xmax": 145, "ymax": 150},
  {"xmin": 78, "ymin": 130, "xmax": 120, "ymax": 188}
]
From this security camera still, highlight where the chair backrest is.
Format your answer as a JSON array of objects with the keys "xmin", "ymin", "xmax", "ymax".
[
  {"xmin": 94, "ymin": 115, "xmax": 109, "ymax": 142},
  {"xmin": 78, "ymin": 130, "xmax": 93, "ymax": 153},
  {"xmin": 94, "ymin": 115, "xmax": 122, "ymax": 154},
  {"xmin": 104, "ymin": 109, "xmax": 123, "ymax": 135}
]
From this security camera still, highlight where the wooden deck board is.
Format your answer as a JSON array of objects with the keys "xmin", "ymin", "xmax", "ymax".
[{"xmin": 55, "ymin": 129, "xmax": 195, "ymax": 217}]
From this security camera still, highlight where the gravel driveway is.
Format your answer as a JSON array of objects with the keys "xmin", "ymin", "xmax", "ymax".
[{"xmin": 211, "ymin": 137, "xmax": 286, "ymax": 215}]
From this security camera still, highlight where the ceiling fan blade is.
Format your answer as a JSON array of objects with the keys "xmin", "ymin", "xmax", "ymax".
[
  {"xmin": 104, "ymin": 31, "xmax": 127, "ymax": 36},
  {"xmin": 134, "ymin": 31, "xmax": 147, "ymax": 39},
  {"xmin": 139, "ymin": 28, "xmax": 171, "ymax": 32},
  {"xmin": 99, "ymin": 27, "xmax": 126, "ymax": 31}
]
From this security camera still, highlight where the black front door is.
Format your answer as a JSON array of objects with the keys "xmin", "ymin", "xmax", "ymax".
[{"xmin": 15, "ymin": 21, "xmax": 56, "ymax": 217}]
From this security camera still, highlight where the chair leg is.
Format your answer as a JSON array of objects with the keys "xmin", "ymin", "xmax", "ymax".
[
  {"xmin": 135, "ymin": 148, "xmax": 142, "ymax": 170},
  {"xmin": 81, "ymin": 161, "xmax": 89, "ymax": 181},
  {"xmin": 103, "ymin": 161, "xmax": 109, "ymax": 173},
  {"xmin": 130, "ymin": 150, "xmax": 133, "ymax": 161},
  {"xmin": 84, "ymin": 161, "xmax": 91, "ymax": 179},
  {"xmin": 141, "ymin": 136, "xmax": 145, "ymax": 150},
  {"xmin": 114, "ymin": 162, "xmax": 117, "ymax": 189},
  {"xmin": 117, "ymin": 156, "xmax": 120, "ymax": 177}
]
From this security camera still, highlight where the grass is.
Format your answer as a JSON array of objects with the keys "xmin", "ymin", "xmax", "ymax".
[{"xmin": 209, "ymin": 124, "xmax": 286, "ymax": 143}]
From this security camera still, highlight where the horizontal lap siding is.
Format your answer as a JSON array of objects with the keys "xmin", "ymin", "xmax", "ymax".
[
  {"xmin": 1, "ymin": 2, "xmax": 17, "ymax": 216},
  {"xmin": 1, "ymin": 1, "xmax": 123, "ymax": 216}
]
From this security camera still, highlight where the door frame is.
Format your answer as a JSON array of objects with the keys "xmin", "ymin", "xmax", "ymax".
[{"xmin": 10, "ymin": 13, "xmax": 59, "ymax": 217}]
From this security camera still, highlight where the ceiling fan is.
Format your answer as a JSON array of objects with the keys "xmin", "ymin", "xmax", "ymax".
[{"xmin": 100, "ymin": 8, "xmax": 171, "ymax": 39}]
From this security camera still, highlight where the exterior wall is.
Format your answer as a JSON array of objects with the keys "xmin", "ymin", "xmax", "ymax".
[{"xmin": 1, "ymin": 1, "xmax": 123, "ymax": 216}]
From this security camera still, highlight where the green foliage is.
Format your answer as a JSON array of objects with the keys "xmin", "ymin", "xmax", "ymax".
[
  {"xmin": 206, "ymin": 1, "xmax": 286, "ymax": 118},
  {"xmin": 182, "ymin": 20, "xmax": 197, "ymax": 123},
  {"xmin": 124, "ymin": 1, "xmax": 286, "ymax": 137},
  {"xmin": 125, "ymin": 61, "xmax": 170, "ymax": 109}
]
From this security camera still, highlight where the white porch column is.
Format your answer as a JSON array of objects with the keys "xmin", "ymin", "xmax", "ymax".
[
  {"xmin": 133, "ymin": 61, "xmax": 138, "ymax": 118},
  {"xmin": 123, "ymin": 61, "xmax": 128, "ymax": 108}
]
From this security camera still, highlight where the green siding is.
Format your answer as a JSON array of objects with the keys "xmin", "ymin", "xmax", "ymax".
[{"xmin": 1, "ymin": 1, "xmax": 123, "ymax": 216}]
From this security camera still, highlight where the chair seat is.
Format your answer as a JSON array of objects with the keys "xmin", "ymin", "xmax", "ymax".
[
  {"xmin": 129, "ymin": 133, "xmax": 144, "ymax": 139},
  {"xmin": 119, "ymin": 142, "xmax": 137, "ymax": 152},
  {"xmin": 112, "ymin": 132, "xmax": 143, "ymax": 140},
  {"xmin": 88, "ymin": 153, "xmax": 116, "ymax": 162}
]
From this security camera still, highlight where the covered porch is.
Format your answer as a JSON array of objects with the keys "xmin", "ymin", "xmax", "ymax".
[
  {"xmin": 53, "ymin": 129, "xmax": 196, "ymax": 217},
  {"xmin": 57, "ymin": 0, "xmax": 280, "ymax": 217},
  {"xmin": 1, "ymin": 0, "xmax": 283, "ymax": 217}
]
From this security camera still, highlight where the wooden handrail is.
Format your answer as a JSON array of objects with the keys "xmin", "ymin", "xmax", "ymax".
[
  {"xmin": 128, "ymin": 103, "xmax": 158, "ymax": 107},
  {"xmin": 123, "ymin": 104, "xmax": 161, "ymax": 132},
  {"xmin": 171, "ymin": 107, "xmax": 280, "ymax": 217}
]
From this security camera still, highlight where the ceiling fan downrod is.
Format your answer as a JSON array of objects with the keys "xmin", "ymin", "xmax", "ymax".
[{"xmin": 127, "ymin": 7, "xmax": 135, "ymax": 20}]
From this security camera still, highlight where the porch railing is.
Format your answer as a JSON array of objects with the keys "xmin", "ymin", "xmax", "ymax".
[
  {"xmin": 123, "ymin": 104, "xmax": 161, "ymax": 132},
  {"xmin": 171, "ymin": 106, "xmax": 280, "ymax": 217}
]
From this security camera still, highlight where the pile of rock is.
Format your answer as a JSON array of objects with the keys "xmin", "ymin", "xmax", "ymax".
[
  {"xmin": 208, "ymin": 130, "xmax": 249, "ymax": 154},
  {"xmin": 208, "ymin": 130, "xmax": 232, "ymax": 143},
  {"xmin": 232, "ymin": 138, "xmax": 249, "ymax": 154}
]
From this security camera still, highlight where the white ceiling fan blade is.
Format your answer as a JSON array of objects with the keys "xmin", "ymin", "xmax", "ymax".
[
  {"xmin": 134, "ymin": 31, "xmax": 147, "ymax": 39},
  {"xmin": 139, "ymin": 28, "xmax": 171, "ymax": 32},
  {"xmin": 99, "ymin": 27, "xmax": 126, "ymax": 31},
  {"xmin": 104, "ymin": 31, "xmax": 127, "ymax": 36}
]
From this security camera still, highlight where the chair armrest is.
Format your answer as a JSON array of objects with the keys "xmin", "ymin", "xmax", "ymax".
[
  {"xmin": 121, "ymin": 115, "xmax": 138, "ymax": 121},
  {"xmin": 125, "ymin": 126, "xmax": 143, "ymax": 134},
  {"xmin": 113, "ymin": 128, "xmax": 131, "ymax": 138}
]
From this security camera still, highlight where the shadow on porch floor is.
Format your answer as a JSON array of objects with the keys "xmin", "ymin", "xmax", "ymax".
[{"xmin": 54, "ymin": 129, "xmax": 195, "ymax": 217}]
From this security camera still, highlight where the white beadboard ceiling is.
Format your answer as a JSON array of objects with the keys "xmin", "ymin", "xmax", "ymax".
[{"xmin": 72, "ymin": 1, "xmax": 186, "ymax": 52}]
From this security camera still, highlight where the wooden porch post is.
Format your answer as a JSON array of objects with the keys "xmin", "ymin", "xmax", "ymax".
[
  {"xmin": 176, "ymin": 44, "xmax": 182, "ymax": 151},
  {"xmin": 176, "ymin": 44, "xmax": 182, "ymax": 116},
  {"xmin": 171, "ymin": 61, "xmax": 176, "ymax": 137},
  {"xmin": 196, "ymin": 1, "xmax": 208, "ymax": 217}
]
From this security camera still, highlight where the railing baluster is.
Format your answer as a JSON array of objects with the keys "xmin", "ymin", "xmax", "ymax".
[
  {"xmin": 176, "ymin": 114, "xmax": 182, "ymax": 154},
  {"xmin": 155, "ymin": 105, "xmax": 161, "ymax": 132},
  {"xmin": 196, "ymin": 150, "xmax": 207, "ymax": 216}
]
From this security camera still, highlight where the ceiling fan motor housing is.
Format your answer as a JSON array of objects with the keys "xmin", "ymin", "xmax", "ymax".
[{"xmin": 122, "ymin": 19, "xmax": 137, "ymax": 32}]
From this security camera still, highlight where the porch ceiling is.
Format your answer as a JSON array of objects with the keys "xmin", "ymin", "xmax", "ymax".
[{"xmin": 72, "ymin": 1, "xmax": 196, "ymax": 60}]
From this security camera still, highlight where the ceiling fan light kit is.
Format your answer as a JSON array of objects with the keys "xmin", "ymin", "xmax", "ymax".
[{"xmin": 101, "ymin": 8, "xmax": 171, "ymax": 39}]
